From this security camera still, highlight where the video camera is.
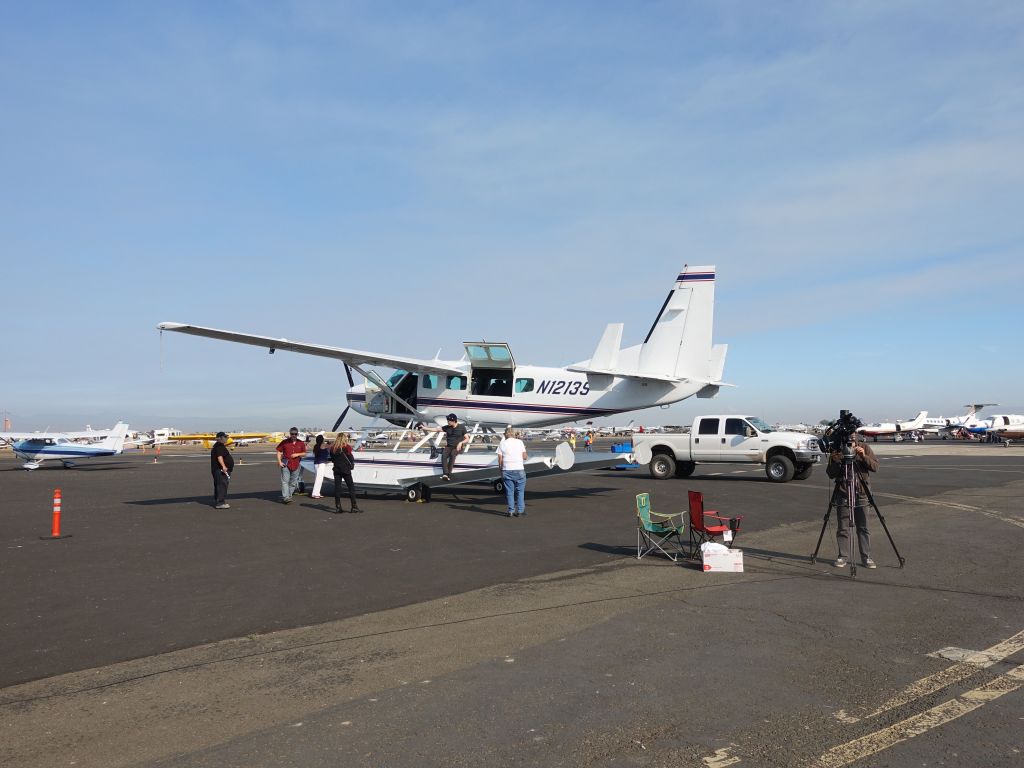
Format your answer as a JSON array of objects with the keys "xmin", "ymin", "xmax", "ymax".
[{"xmin": 821, "ymin": 409, "xmax": 863, "ymax": 456}]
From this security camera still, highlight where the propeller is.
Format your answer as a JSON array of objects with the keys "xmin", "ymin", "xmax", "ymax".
[
  {"xmin": 332, "ymin": 407, "xmax": 350, "ymax": 432},
  {"xmin": 331, "ymin": 363, "xmax": 357, "ymax": 432}
]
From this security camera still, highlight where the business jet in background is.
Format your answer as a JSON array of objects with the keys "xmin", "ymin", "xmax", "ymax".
[{"xmin": 856, "ymin": 411, "xmax": 928, "ymax": 442}]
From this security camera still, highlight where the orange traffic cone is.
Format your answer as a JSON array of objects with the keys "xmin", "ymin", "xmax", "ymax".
[{"xmin": 41, "ymin": 488, "xmax": 72, "ymax": 540}]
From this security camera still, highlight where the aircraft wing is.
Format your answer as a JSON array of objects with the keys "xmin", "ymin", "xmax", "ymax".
[
  {"xmin": 158, "ymin": 322, "xmax": 464, "ymax": 375},
  {"xmin": 168, "ymin": 432, "xmax": 269, "ymax": 441},
  {"xmin": 1, "ymin": 431, "xmax": 51, "ymax": 441}
]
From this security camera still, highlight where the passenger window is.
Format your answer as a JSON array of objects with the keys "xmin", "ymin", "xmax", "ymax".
[
  {"xmin": 446, "ymin": 375, "xmax": 466, "ymax": 391},
  {"xmin": 725, "ymin": 418, "xmax": 746, "ymax": 436},
  {"xmin": 421, "ymin": 374, "xmax": 438, "ymax": 390},
  {"xmin": 698, "ymin": 418, "xmax": 720, "ymax": 435},
  {"xmin": 514, "ymin": 378, "xmax": 534, "ymax": 393}
]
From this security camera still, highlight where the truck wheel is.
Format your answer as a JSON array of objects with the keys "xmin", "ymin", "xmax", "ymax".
[
  {"xmin": 793, "ymin": 463, "xmax": 814, "ymax": 481},
  {"xmin": 675, "ymin": 461, "xmax": 696, "ymax": 478},
  {"xmin": 649, "ymin": 453, "xmax": 676, "ymax": 480},
  {"xmin": 765, "ymin": 455, "xmax": 795, "ymax": 482}
]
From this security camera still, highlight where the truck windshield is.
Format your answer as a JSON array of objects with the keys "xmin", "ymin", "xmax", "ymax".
[{"xmin": 748, "ymin": 417, "xmax": 773, "ymax": 433}]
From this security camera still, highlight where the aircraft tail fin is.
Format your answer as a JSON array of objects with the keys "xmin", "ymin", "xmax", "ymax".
[
  {"xmin": 638, "ymin": 264, "xmax": 717, "ymax": 380},
  {"xmin": 102, "ymin": 422, "xmax": 129, "ymax": 454},
  {"xmin": 904, "ymin": 410, "xmax": 928, "ymax": 430},
  {"xmin": 590, "ymin": 323, "xmax": 623, "ymax": 371},
  {"xmin": 567, "ymin": 265, "xmax": 722, "ymax": 385},
  {"xmin": 963, "ymin": 403, "xmax": 998, "ymax": 418}
]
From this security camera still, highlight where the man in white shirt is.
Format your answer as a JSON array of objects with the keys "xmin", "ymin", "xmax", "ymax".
[{"xmin": 497, "ymin": 427, "xmax": 528, "ymax": 518}]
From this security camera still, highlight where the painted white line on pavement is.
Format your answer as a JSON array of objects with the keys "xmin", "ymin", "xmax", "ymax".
[
  {"xmin": 834, "ymin": 628, "xmax": 1024, "ymax": 724},
  {"xmin": 811, "ymin": 664, "xmax": 1024, "ymax": 768}
]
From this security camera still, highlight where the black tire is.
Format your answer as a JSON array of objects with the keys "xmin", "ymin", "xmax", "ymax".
[
  {"xmin": 765, "ymin": 455, "xmax": 795, "ymax": 483},
  {"xmin": 493, "ymin": 478, "xmax": 505, "ymax": 494},
  {"xmin": 406, "ymin": 485, "xmax": 423, "ymax": 502},
  {"xmin": 793, "ymin": 463, "xmax": 814, "ymax": 481},
  {"xmin": 649, "ymin": 452, "xmax": 676, "ymax": 480},
  {"xmin": 675, "ymin": 461, "xmax": 696, "ymax": 478}
]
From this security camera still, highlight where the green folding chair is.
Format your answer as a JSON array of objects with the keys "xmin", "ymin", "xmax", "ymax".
[{"xmin": 636, "ymin": 492, "xmax": 686, "ymax": 562}]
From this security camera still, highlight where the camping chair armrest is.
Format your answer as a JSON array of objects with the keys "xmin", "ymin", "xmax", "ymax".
[
  {"xmin": 705, "ymin": 513, "xmax": 739, "ymax": 524},
  {"xmin": 650, "ymin": 511, "xmax": 683, "ymax": 524}
]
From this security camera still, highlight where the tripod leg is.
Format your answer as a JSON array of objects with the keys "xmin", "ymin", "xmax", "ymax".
[
  {"xmin": 861, "ymin": 482, "xmax": 906, "ymax": 567},
  {"xmin": 811, "ymin": 485, "xmax": 841, "ymax": 563}
]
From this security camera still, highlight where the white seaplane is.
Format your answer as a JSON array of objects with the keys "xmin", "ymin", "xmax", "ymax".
[
  {"xmin": 0, "ymin": 422, "xmax": 130, "ymax": 470},
  {"xmin": 158, "ymin": 264, "xmax": 729, "ymax": 500}
]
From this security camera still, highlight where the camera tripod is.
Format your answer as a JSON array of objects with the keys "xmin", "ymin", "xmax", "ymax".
[{"xmin": 811, "ymin": 450, "xmax": 906, "ymax": 577}]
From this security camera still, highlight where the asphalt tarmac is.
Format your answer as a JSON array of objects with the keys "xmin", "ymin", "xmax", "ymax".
[{"xmin": 1, "ymin": 442, "xmax": 1022, "ymax": 767}]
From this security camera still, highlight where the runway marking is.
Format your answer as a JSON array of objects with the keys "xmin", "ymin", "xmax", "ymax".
[
  {"xmin": 833, "ymin": 628, "xmax": 1024, "ymax": 723},
  {"xmin": 811, "ymin": 663, "xmax": 1024, "ymax": 768},
  {"xmin": 872, "ymin": 491, "xmax": 1024, "ymax": 529},
  {"xmin": 792, "ymin": 483, "xmax": 1024, "ymax": 530},
  {"xmin": 703, "ymin": 744, "xmax": 741, "ymax": 766}
]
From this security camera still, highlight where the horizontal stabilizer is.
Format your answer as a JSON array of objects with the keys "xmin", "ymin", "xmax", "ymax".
[{"xmin": 565, "ymin": 364, "xmax": 681, "ymax": 384}]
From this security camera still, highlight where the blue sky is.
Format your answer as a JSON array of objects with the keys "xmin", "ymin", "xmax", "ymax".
[{"xmin": 2, "ymin": 1, "xmax": 1022, "ymax": 431}]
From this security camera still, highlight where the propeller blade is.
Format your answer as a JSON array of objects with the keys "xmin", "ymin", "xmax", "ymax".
[
  {"xmin": 344, "ymin": 363, "xmax": 355, "ymax": 387},
  {"xmin": 332, "ymin": 406, "xmax": 350, "ymax": 433}
]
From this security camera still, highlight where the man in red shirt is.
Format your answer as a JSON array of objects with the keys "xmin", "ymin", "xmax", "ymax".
[{"xmin": 277, "ymin": 427, "xmax": 307, "ymax": 504}]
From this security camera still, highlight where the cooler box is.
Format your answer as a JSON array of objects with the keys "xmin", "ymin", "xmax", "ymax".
[{"xmin": 702, "ymin": 548, "xmax": 744, "ymax": 573}]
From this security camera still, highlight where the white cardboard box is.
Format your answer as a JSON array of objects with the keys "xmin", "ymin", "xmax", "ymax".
[{"xmin": 702, "ymin": 548, "xmax": 744, "ymax": 573}]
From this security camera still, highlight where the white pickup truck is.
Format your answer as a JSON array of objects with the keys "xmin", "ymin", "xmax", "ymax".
[{"xmin": 632, "ymin": 416, "xmax": 823, "ymax": 483}]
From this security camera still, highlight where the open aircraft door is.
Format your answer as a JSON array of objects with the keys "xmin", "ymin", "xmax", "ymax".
[
  {"xmin": 463, "ymin": 342, "xmax": 516, "ymax": 424},
  {"xmin": 464, "ymin": 342, "xmax": 516, "ymax": 396}
]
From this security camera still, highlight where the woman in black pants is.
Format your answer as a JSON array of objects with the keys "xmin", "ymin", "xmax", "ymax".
[{"xmin": 329, "ymin": 433, "xmax": 362, "ymax": 513}]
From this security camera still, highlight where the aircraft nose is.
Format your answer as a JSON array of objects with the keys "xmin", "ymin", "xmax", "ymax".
[{"xmin": 347, "ymin": 384, "xmax": 370, "ymax": 416}]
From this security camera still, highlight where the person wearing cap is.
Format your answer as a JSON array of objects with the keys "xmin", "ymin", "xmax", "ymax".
[
  {"xmin": 420, "ymin": 413, "xmax": 469, "ymax": 481},
  {"xmin": 210, "ymin": 432, "xmax": 234, "ymax": 509},
  {"xmin": 276, "ymin": 427, "xmax": 307, "ymax": 504}
]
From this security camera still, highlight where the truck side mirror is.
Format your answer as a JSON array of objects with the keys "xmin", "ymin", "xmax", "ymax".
[{"xmin": 746, "ymin": 427, "xmax": 757, "ymax": 437}]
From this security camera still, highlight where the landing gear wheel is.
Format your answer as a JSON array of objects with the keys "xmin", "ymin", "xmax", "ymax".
[
  {"xmin": 649, "ymin": 453, "xmax": 676, "ymax": 480},
  {"xmin": 765, "ymin": 455, "xmax": 795, "ymax": 483},
  {"xmin": 675, "ymin": 461, "xmax": 696, "ymax": 478},
  {"xmin": 793, "ymin": 463, "xmax": 814, "ymax": 481},
  {"xmin": 406, "ymin": 485, "xmax": 426, "ymax": 502},
  {"xmin": 493, "ymin": 478, "xmax": 505, "ymax": 494}
]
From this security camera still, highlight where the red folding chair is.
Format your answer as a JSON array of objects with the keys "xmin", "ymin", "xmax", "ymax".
[{"xmin": 687, "ymin": 490, "xmax": 742, "ymax": 557}]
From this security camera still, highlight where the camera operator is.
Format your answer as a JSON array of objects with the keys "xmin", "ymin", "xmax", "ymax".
[{"xmin": 826, "ymin": 431, "xmax": 879, "ymax": 569}]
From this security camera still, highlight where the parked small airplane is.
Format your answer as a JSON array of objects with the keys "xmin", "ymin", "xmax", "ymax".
[
  {"xmin": 158, "ymin": 264, "xmax": 729, "ymax": 431},
  {"xmin": 857, "ymin": 411, "xmax": 928, "ymax": 441},
  {"xmin": 0, "ymin": 422, "xmax": 130, "ymax": 470},
  {"xmin": 166, "ymin": 432, "xmax": 270, "ymax": 449}
]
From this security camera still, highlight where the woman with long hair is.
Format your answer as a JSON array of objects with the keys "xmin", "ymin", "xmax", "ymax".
[{"xmin": 330, "ymin": 432, "xmax": 362, "ymax": 513}]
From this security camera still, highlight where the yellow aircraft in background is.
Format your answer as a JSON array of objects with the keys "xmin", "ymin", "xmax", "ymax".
[{"xmin": 166, "ymin": 432, "xmax": 270, "ymax": 449}]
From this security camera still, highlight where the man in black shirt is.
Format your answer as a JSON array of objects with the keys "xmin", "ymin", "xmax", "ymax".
[
  {"xmin": 421, "ymin": 413, "xmax": 469, "ymax": 480},
  {"xmin": 210, "ymin": 432, "xmax": 235, "ymax": 509}
]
